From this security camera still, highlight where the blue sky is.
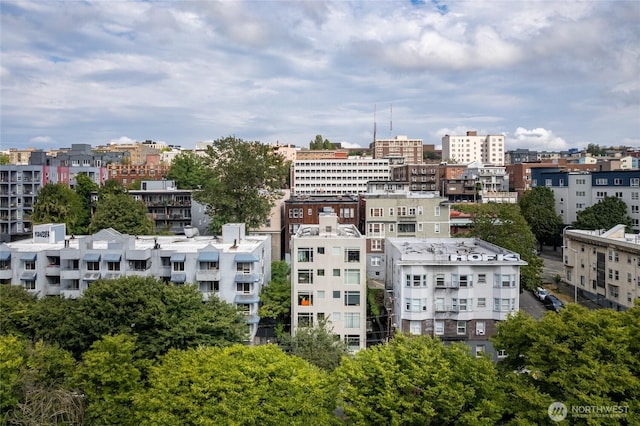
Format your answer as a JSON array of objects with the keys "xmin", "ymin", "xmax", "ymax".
[{"xmin": 1, "ymin": 1, "xmax": 639, "ymax": 151}]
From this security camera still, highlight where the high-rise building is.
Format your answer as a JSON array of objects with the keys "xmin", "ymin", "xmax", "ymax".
[
  {"xmin": 371, "ymin": 135, "xmax": 423, "ymax": 164},
  {"xmin": 442, "ymin": 131, "xmax": 505, "ymax": 166}
]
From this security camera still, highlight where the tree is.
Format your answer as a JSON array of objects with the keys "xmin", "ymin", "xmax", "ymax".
[
  {"xmin": 75, "ymin": 334, "xmax": 145, "ymax": 425},
  {"xmin": 88, "ymin": 192, "xmax": 154, "ymax": 235},
  {"xmin": 132, "ymin": 345, "xmax": 335, "ymax": 425},
  {"xmin": 333, "ymin": 335, "xmax": 504, "ymax": 425},
  {"xmin": 586, "ymin": 143, "xmax": 607, "ymax": 157},
  {"xmin": 492, "ymin": 306, "xmax": 640, "ymax": 424},
  {"xmin": 98, "ymin": 179, "xmax": 127, "ymax": 199},
  {"xmin": 0, "ymin": 285, "xmax": 37, "ymax": 338},
  {"xmin": 454, "ymin": 203, "xmax": 543, "ymax": 291},
  {"xmin": 519, "ymin": 187, "xmax": 563, "ymax": 250},
  {"xmin": 309, "ymin": 134, "xmax": 335, "ymax": 150},
  {"xmin": 67, "ymin": 277, "xmax": 247, "ymax": 358},
  {"xmin": 195, "ymin": 136, "xmax": 288, "ymax": 233},
  {"xmin": 258, "ymin": 261, "xmax": 291, "ymax": 324},
  {"xmin": 166, "ymin": 151, "xmax": 208, "ymax": 189},
  {"xmin": 278, "ymin": 320, "xmax": 349, "ymax": 372},
  {"xmin": 73, "ymin": 173, "xmax": 99, "ymax": 234},
  {"xmin": 32, "ymin": 183, "xmax": 84, "ymax": 234},
  {"xmin": 0, "ymin": 153, "xmax": 9, "ymax": 165},
  {"xmin": 573, "ymin": 196, "xmax": 633, "ymax": 231}
]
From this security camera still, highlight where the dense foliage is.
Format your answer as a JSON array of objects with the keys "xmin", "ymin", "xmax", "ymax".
[
  {"xmin": 165, "ymin": 151, "xmax": 208, "ymax": 190},
  {"xmin": 573, "ymin": 196, "xmax": 633, "ymax": 231},
  {"xmin": 309, "ymin": 134, "xmax": 336, "ymax": 150},
  {"xmin": 88, "ymin": 192, "xmax": 154, "ymax": 235},
  {"xmin": 278, "ymin": 320, "xmax": 349, "ymax": 372},
  {"xmin": 519, "ymin": 187, "xmax": 563, "ymax": 249},
  {"xmin": 31, "ymin": 183, "xmax": 84, "ymax": 234},
  {"xmin": 195, "ymin": 136, "xmax": 289, "ymax": 233},
  {"xmin": 258, "ymin": 260, "xmax": 291, "ymax": 323}
]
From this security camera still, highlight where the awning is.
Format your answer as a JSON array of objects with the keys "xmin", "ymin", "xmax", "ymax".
[
  {"xmin": 20, "ymin": 271, "xmax": 36, "ymax": 280},
  {"xmin": 197, "ymin": 251, "xmax": 219, "ymax": 262},
  {"xmin": 83, "ymin": 253, "xmax": 101, "ymax": 262},
  {"xmin": 83, "ymin": 272, "xmax": 101, "ymax": 281},
  {"xmin": 235, "ymin": 273, "xmax": 259, "ymax": 283},
  {"xmin": 0, "ymin": 252, "xmax": 10, "ymax": 261},
  {"xmin": 234, "ymin": 253, "xmax": 259, "ymax": 263},
  {"xmin": 170, "ymin": 253, "xmax": 186, "ymax": 262},
  {"xmin": 103, "ymin": 253, "xmax": 122, "ymax": 262},
  {"xmin": 21, "ymin": 253, "xmax": 37, "ymax": 262},
  {"xmin": 170, "ymin": 273, "xmax": 186, "ymax": 283},
  {"xmin": 103, "ymin": 273, "xmax": 121, "ymax": 280},
  {"xmin": 234, "ymin": 294, "xmax": 260, "ymax": 304}
]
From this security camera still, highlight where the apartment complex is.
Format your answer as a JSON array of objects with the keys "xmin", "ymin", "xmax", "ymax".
[
  {"xmin": 370, "ymin": 135, "xmax": 423, "ymax": 164},
  {"xmin": 0, "ymin": 223, "xmax": 270, "ymax": 343},
  {"xmin": 390, "ymin": 164, "xmax": 440, "ymax": 192},
  {"xmin": 0, "ymin": 165, "xmax": 42, "ymax": 241},
  {"xmin": 385, "ymin": 237, "xmax": 525, "ymax": 360},
  {"xmin": 290, "ymin": 158, "xmax": 390, "ymax": 196},
  {"xmin": 564, "ymin": 225, "xmax": 640, "ymax": 311},
  {"xmin": 290, "ymin": 214, "xmax": 367, "ymax": 352},
  {"xmin": 441, "ymin": 131, "xmax": 505, "ymax": 166}
]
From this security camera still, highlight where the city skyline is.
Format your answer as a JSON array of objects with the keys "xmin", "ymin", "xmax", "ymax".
[{"xmin": 1, "ymin": 1, "xmax": 639, "ymax": 151}]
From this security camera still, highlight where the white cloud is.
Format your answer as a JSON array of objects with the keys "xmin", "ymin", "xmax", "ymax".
[
  {"xmin": 110, "ymin": 136, "xmax": 135, "ymax": 145},
  {"xmin": 508, "ymin": 127, "xmax": 569, "ymax": 151}
]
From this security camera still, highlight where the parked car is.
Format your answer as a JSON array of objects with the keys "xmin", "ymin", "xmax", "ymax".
[
  {"xmin": 543, "ymin": 294, "xmax": 564, "ymax": 312},
  {"xmin": 534, "ymin": 287, "xmax": 548, "ymax": 301}
]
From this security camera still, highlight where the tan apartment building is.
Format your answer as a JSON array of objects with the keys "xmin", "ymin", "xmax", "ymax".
[{"xmin": 370, "ymin": 135, "xmax": 423, "ymax": 164}]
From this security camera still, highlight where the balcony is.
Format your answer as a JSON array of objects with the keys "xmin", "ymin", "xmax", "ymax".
[
  {"xmin": 435, "ymin": 305, "xmax": 459, "ymax": 313},
  {"xmin": 60, "ymin": 270, "xmax": 81, "ymax": 280},
  {"xmin": 45, "ymin": 264, "xmax": 61, "ymax": 276},
  {"xmin": 196, "ymin": 269, "xmax": 220, "ymax": 282}
]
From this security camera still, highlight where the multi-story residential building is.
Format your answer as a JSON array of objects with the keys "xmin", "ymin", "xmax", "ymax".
[
  {"xmin": 6, "ymin": 148, "xmax": 38, "ymax": 165},
  {"xmin": 284, "ymin": 194, "xmax": 360, "ymax": 256},
  {"xmin": 385, "ymin": 237, "xmax": 525, "ymax": 360},
  {"xmin": 106, "ymin": 154, "xmax": 169, "ymax": 187},
  {"xmin": 290, "ymin": 158, "xmax": 390, "ymax": 196},
  {"xmin": 94, "ymin": 140, "xmax": 162, "ymax": 165},
  {"xmin": 290, "ymin": 214, "xmax": 366, "ymax": 352},
  {"xmin": 442, "ymin": 131, "xmax": 505, "ymax": 166},
  {"xmin": 370, "ymin": 135, "xmax": 423, "ymax": 164},
  {"xmin": 269, "ymin": 143, "xmax": 299, "ymax": 162},
  {"xmin": 390, "ymin": 164, "xmax": 440, "ymax": 192},
  {"xmin": 127, "ymin": 180, "xmax": 210, "ymax": 235},
  {"xmin": 294, "ymin": 150, "xmax": 350, "ymax": 161},
  {"xmin": 0, "ymin": 222, "xmax": 270, "ymax": 343},
  {"xmin": 564, "ymin": 225, "xmax": 640, "ymax": 311},
  {"xmin": 362, "ymin": 181, "xmax": 450, "ymax": 282},
  {"xmin": 505, "ymin": 162, "xmax": 597, "ymax": 200},
  {"xmin": 0, "ymin": 165, "xmax": 42, "ymax": 241},
  {"xmin": 531, "ymin": 169, "xmax": 640, "ymax": 231}
]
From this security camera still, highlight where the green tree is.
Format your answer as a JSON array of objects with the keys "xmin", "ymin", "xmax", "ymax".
[
  {"xmin": 258, "ymin": 261, "xmax": 291, "ymax": 324},
  {"xmin": 519, "ymin": 187, "xmax": 563, "ymax": 250},
  {"xmin": 0, "ymin": 153, "xmax": 9, "ymax": 165},
  {"xmin": 573, "ymin": 196, "xmax": 633, "ymax": 231},
  {"xmin": 68, "ymin": 277, "xmax": 246, "ymax": 358},
  {"xmin": 195, "ymin": 136, "xmax": 288, "ymax": 233},
  {"xmin": 492, "ymin": 306, "xmax": 640, "ymax": 424},
  {"xmin": 278, "ymin": 320, "xmax": 349, "ymax": 372},
  {"xmin": 586, "ymin": 143, "xmax": 607, "ymax": 156},
  {"xmin": 133, "ymin": 345, "xmax": 335, "ymax": 425},
  {"xmin": 98, "ymin": 178, "xmax": 127, "ymax": 198},
  {"xmin": 0, "ymin": 285, "xmax": 37, "ymax": 338},
  {"xmin": 455, "ymin": 203, "xmax": 543, "ymax": 291},
  {"xmin": 75, "ymin": 334, "xmax": 145, "ymax": 425},
  {"xmin": 73, "ymin": 173, "xmax": 99, "ymax": 234},
  {"xmin": 334, "ymin": 335, "xmax": 504, "ymax": 425},
  {"xmin": 0, "ymin": 335, "xmax": 28, "ymax": 416},
  {"xmin": 88, "ymin": 192, "xmax": 154, "ymax": 235},
  {"xmin": 166, "ymin": 151, "xmax": 208, "ymax": 189},
  {"xmin": 32, "ymin": 183, "xmax": 84, "ymax": 234}
]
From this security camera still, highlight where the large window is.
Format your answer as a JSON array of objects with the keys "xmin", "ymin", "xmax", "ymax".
[
  {"xmin": 494, "ymin": 274, "xmax": 515, "ymax": 288},
  {"xmin": 344, "ymin": 313, "xmax": 360, "ymax": 329},
  {"xmin": 405, "ymin": 298, "xmax": 427, "ymax": 311},
  {"xmin": 129, "ymin": 260, "xmax": 149, "ymax": 271},
  {"xmin": 344, "ymin": 248, "xmax": 360, "ymax": 263},
  {"xmin": 344, "ymin": 291, "xmax": 360, "ymax": 306},
  {"xmin": 298, "ymin": 270, "xmax": 313, "ymax": 284},
  {"xmin": 107, "ymin": 261, "xmax": 120, "ymax": 271},
  {"xmin": 405, "ymin": 274, "xmax": 427, "ymax": 287},
  {"xmin": 345, "ymin": 335, "xmax": 360, "ymax": 352},
  {"xmin": 456, "ymin": 321, "xmax": 466, "ymax": 335},
  {"xmin": 298, "ymin": 291, "xmax": 313, "ymax": 306},
  {"xmin": 298, "ymin": 313, "xmax": 313, "ymax": 327},
  {"xmin": 344, "ymin": 269, "xmax": 360, "ymax": 285},
  {"xmin": 370, "ymin": 208, "xmax": 383, "ymax": 217},
  {"xmin": 237, "ymin": 282, "xmax": 252, "ymax": 294},
  {"xmin": 367, "ymin": 223, "xmax": 384, "ymax": 237},
  {"xmin": 397, "ymin": 223, "xmax": 416, "ymax": 233},
  {"xmin": 435, "ymin": 320, "xmax": 444, "ymax": 335},
  {"xmin": 87, "ymin": 261, "xmax": 100, "ymax": 271},
  {"xmin": 409, "ymin": 321, "xmax": 421, "ymax": 335},
  {"xmin": 297, "ymin": 248, "xmax": 313, "ymax": 262},
  {"xmin": 200, "ymin": 281, "xmax": 219, "ymax": 292},
  {"xmin": 237, "ymin": 262, "xmax": 251, "ymax": 274},
  {"xmin": 200, "ymin": 261, "xmax": 218, "ymax": 271}
]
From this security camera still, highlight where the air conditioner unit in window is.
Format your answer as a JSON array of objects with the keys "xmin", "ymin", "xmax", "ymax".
[{"xmin": 477, "ymin": 331, "xmax": 485, "ymax": 336}]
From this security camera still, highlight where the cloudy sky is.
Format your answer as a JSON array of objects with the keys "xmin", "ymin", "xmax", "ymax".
[{"xmin": 1, "ymin": 1, "xmax": 639, "ymax": 152}]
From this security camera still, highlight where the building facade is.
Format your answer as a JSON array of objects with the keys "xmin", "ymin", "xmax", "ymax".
[
  {"xmin": 0, "ymin": 222, "xmax": 271, "ymax": 343},
  {"xmin": 290, "ymin": 214, "xmax": 367, "ymax": 352},
  {"xmin": 385, "ymin": 237, "xmax": 525, "ymax": 361},
  {"xmin": 441, "ymin": 131, "xmax": 505, "ymax": 166},
  {"xmin": 563, "ymin": 225, "xmax": 640, "ymax": 311},
  {"xmin": 370, "ymin": 135, "xmax": 424, "ymax": 164},
  {"xmin": 0, "ymin": 165, "xmax": 42, "ymax": 241}
]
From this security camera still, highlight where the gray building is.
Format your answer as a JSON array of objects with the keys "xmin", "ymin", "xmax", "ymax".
[{"xmin": 0, "ymin": 222, "xmax": 271, "ymax": 343}]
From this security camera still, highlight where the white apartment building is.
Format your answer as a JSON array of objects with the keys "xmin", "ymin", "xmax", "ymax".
[
  {"xmin": 291, "ymin": 158, "xmax": 390, "ymax": 196},
  {"xmin": 0, "ymin": 223, "xmax": 271, "ymax": 343},
  {"xmin": 371, "ymin": 135, "xmax": 423, "ymax": 164},
  {"xmin": 291, "ymin": 214, "xmax": 367, "ymax": 352},
  {"xmin": 442, "ymin": 131, "xmax": 505, "ymax": 166},
  {"xmin": 386, "ymin": 237, "xmax": 526, "ymax": 360},
  {"xmin": 564, "ymin": 225, "xmax": 640, "ymax": 310}
]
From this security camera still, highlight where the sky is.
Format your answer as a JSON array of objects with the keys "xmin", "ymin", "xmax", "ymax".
[{"xmin": 1, "ymin": 1, "xmax": 639, "ymax": 152}]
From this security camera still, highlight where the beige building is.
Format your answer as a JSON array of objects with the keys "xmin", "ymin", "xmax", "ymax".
[
  {"xmin": 291, "ymin": 214, "xmax": 367, "ymax": 352},
  {"xmin": 371, "ymin": 135, "xmax": 423, "ymax": 164},
  {"xmin": 564, "ymin": 225, "xmax": 640, "ymax": 310},
  {"xmin": 442, "ymin": 131, "xmax": 505, "ymax": 166}
]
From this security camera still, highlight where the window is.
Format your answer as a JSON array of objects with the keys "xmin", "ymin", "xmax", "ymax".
[
  {"xmin": 297, "ymin": 313, "xmax": 313, "ymax": 327},
  {"xmin": 476, "ymin": 320, "xmax": 485, "ymax": 335},
  {"xmin": 333, "ymin": 269, "xmax": 341, "ymax": 277},
  {"xmin": 297, "ymin": 248, "xmax": 313, "ymax": 262},
  {"xmin": 69, "ymin": 279, "xmax": 80, "ymax": 290},
  {"xmin": 298, "ymin": 291, "xmax": 313, "ymax": 306},
  {"xmin": 317, "ymin": 247, "xmax": 325, "ymax": 254},
  {"xmin": 370, "ymin": 208, "xmax": 383, "ymax": 217},
  {"xmin": 307, "ymin": 208, "xmax": 312, "ymax": 216},
  {"xmin": 477, "ymin": 298, "xmax": 486, "ymax": 308},
  {"xmin": 371, "ymin": 239, "xmax": 382, "ymax": 251},
  {"xmin": 317, "ymin": 269, "xmax": 325, "ymax": 276},
  {"xmin": 614, "ymin": 178, "xmax": 623, "ymax": 185},
  {"xmin": 434, "ymin": 206, "xmax": 441, "ymax": 216},
  {"xmin": 497, "ymin": 349, "xmax": 507, "ymax": 358},
  {"xmin": 494, "ymin": 274, "xmax": 514, "ymax": 288},
  {"xmin": 345, "ymin": 335, "xmax": 360, "ymax": 351},
  {"xmin": 237, "ymin": 304, "xmax": 251, "ymax": 315},
  {"xmin": 389, "ymin": 207, "xmax": 394, "ymax": 216},
  {"xmin": 298, "ymin": 270, "xmax": 313, "ymax": 284},
  {"xmin": 434, "ymin": 223, "xmax": 440, "ymax": 233},
  {"xmin": 370, "ymin": 256, "xmax": 381, "ymax": 267},
  {"xmin": 458, "ymin": 274, "xmax": 472, "ymax": 287},
  {"xmin": 237, "ymin": 282, "xmax": 252, "ymax": 294},
  {"xmin": 368, "ymin": 223, "xmax": 384, "ymax": 237},
  {"xmin": 434, "ymin": 274, "xmax": 445, "ymax": 287},
  {"xmin": 87, "ymin": 261, "xmax": 100, "ymax": 271},
  {"xmin": 107, "ymin": 261, "xmax": 120, "ymax": 271},
  {"xmin": 596, "ymin": 178, "xmax": 608, "ymax": 185},
  {"xmin": 459, "ymin": 298, "xmax": 470, "ymax": 311},
  {"xmin": 200, "ymin": 281, "xmax": 219, "ymax": 292},
  {"xmin": 477, "ymin": 274, "xmax": 486, "ymax": 284},
  {"xmin": 434, "ymin": 320, "xmax": 444, "ymax": 335},
  {"xmin": 333, "ymin": 290, "xmax": 340, "ymax": 299},
  {"xmin": 289, "ymin": 208, "xmax": 303, "ymax": 218},
  {"xmin": 457, "ymin": 321, "xmax": 466, "ymax": 335},
  {"xmin": 24, "ymin": 260, "xmax": 36, "ymax": 270},
  {"xmin": 631, "ymin": 178, "xmax": 640, "ymax": 187},
  {"xmin": 332, "ymin": 312, "xmax": 341, "ymax": 321},
  {"xmin": 406, "ymin": 274, "xmax": 427, "ymax": 287},
  {"xmin": 344, "ymin": 291, "xmax": 360, "ymax": 306},
  {"xmin": 409, "ymin": 321, "xmax": 421, "ymax": 335},
  {"xmin": 475, "ymin": 345, "xmax": 485, "ymax": 358},
  {"xmin": 345, "ymin": 248, "xmax": 360, "ymax": 263},
  {"xmin": 317, "ymin": 290, "xmax": 325, "ymax": 299},
  {"xmin": 344, "ymin": 269, "xmax": 360, "ymax": 285},
  {"xmin": 344, "ymin": 313, "xmax": 360, "ymax": 328},
  {"xmin": 160, "ymin": 257, "xmax": 171, "ymax": 267},
  {"xmin": 200, "ymin": 261, "xmax": 218, "ymax": 271},
  {"xmin": 24, "ymin": 280, "xmax": 36, "ymax": 290},
  {"xmin": 340, "ymin": 208, "xmax": 354, "ymax": 218}
]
